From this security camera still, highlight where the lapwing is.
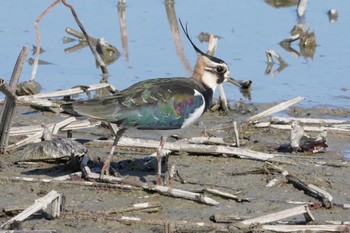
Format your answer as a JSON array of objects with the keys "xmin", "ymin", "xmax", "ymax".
[{"xmin": 63, "ymin": 20, "xmax": 241, "ymax": 185}]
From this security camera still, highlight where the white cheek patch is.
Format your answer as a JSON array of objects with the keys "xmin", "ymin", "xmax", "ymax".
[
  {"xmin": 181, "ymin": 90, "xmax": 205, "ymax": 128},
  {"xmin": 202, "ymin": 71, "xmax": 218, "ymax": 92}
]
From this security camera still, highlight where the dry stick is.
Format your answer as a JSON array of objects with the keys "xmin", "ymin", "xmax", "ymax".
[
  {"xmin": 106, "ymin": 202, "xmax": 162, "ymax": 214},
  {"xmin": 0, "ymin": 190, "xmax": 61, "ymax": 229},
  {"xmin": 271, "ymin": 116, "xmax": 348, "ymax": 125},
  {"xmin": 266, "ymin": 162, "xmax": 333, "ymax": 208},
  {"xmin": 247, "ymin": 97, "xmax": 305, "ymax": 123},
  {"xmin": 31, "ymin": 0, "xmax": 61, "ymax": 81},
  {"xmin": 261, "ymin": 224, "xmax": 349, "ymax": 232},
  {"xmin": 87, "ymin": 137, "xmax": 293, "ymax": 164},
  {"xmin": 0, "ymin": 175, "xmax": 139, "ymax": 191},
  {"xmin": 17, "ymin": 83, "xmax": 116, "ymax": 102},
  {"xmin": 239, "ymin": 205, "xmax": 314, "ymax": 226},
  {"xmin": 61, "ymin": 0, "xmax": 108, "ymax": 75},
  {"xmin": 9, "ymin": 120, "xmax": 100, "ymax": 137},
  {"xmin": 86, "ymin": 172, "xmax": 220, "ymax": 206},
  {"xmin": 61, "ymin": 211, "xmax": 229, "ymax": 232},
  {"xmin": 204, "ymin": 188, "xmax": 247, "ymax": 202},
  {"xmin": 255, "ymin": 122, "xmax": 350, "ymax": 134},
  {"xmin": 0, "ymin": 47, "xmax": 29, "ymax": 154},
  {"xmin": 233, "ymin": 121, "xmax": 240, "ymax": 147}
]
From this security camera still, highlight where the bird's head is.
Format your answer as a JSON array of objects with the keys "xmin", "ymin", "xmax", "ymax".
[{"xmin": 179, "ymin": 19, "xmax": 241, "ymax": 91}]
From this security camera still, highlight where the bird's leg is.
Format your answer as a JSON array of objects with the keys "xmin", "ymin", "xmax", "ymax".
[
  {"xmin": 101, "ymin": 127, "xmax": 126, "ymax": 177},
  {"xmin": 156, "ymin": 136, "xmax": 165, "ymax": 185}
]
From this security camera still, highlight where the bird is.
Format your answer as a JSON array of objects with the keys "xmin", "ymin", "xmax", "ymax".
[{"xmin": 63, "ymin": 19, "xmax": 241, "ymax": 185}]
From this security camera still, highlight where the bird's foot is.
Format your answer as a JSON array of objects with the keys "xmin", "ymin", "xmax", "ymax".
[
  {"xmin": 156, "ymin": 175, "xmax": 163, "ymax": 186},
  {"xmin": 100, "ymin": 160, "xmax": 121, "ymax": 178}
]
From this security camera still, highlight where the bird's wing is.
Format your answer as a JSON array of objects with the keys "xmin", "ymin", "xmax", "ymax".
[{"xmin": 70, "ymin": 78, "xmax": 206, "ymax": 130}]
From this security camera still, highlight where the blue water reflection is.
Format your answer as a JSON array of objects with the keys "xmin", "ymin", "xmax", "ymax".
[{"xmin": 0, "ymin": 0, "xmax": 349, "ymax": 109}]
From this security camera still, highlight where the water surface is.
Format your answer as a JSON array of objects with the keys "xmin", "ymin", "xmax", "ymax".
[{"xmin": 0, "ymin": 0, "xmax": 349, "ymax": 110}]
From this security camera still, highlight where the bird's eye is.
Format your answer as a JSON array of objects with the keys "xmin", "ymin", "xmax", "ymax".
[{"xmin": 216, "ymin": 66, "xmax": 225, "ymax": 73}]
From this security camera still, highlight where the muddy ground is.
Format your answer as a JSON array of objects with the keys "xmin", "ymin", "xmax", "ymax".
[{"xmin": 0, "ymin": 102, "xmax": 349, "ymax": 232}]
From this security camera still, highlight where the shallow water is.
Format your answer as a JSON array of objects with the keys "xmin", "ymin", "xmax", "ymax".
[{"xmin": 0, "ymin": 0, "xmax": 349, "ymax": 109}]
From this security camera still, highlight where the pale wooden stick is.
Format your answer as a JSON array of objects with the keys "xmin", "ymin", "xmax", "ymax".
[
  {"xmin": 204, "ymin": 188, "xmax": 246, "ymax": 202},
  {"xmin": 0, "ymin": 190, "xmax": 61, "ymax": 229},
  {"xmin": 107, "ymin": 202, "xmax": 162, "ymax": 214},
  {"xmin": 247, "ymin": 97, "xmax": 305, "ymax": 122},
  {"xmin": 262, "ymin": 224, "xmax": 349, "ymax": 232},
  {"xmin": 271, "ymin": 116, "xmax": 348, "ymax": 125},
  {"xmin": 82, "ymin": 172, "xmax": 220, "ymax": 205},
  {"xmin": 31, "ymin": 0, "xmax": 61, "ymax": 81},
  {"xmin": 255, "ymin": 123, "xmax": 350, "ymax": 134},
  {"xmin": 0, "ymin": 47, "xmax": 29, "ymax": 154},
  {"xmin": 87, "ymin": 137, "xmax": 289, "ymax": 163},
  {"xmin": 233, "ymin": 121, "xmax": 240, "ymax": 147},
  {"xmin": 1, "ymin": 174, "xmax": 138, "ymax": 191},
  {"xmin": 17, "ymin": 83, "xmax": 115, "ymax": 101},
  {"xmin": 240, "ymin": 205, "xmax": 312, "ymax": 225},
  {"xmin": 10, "ymin": 120, "xmax": 101, "ymax": 136},
  {"xmin": 146, "ymin": 185, "xmax": 219, "ymax": 206}
]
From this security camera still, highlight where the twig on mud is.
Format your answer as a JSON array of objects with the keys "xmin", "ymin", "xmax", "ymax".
[
  {"xmin": 106, "ymin": 202, "xmax": 162, "ymax": 214},
  {"xmin": 239, "ymin": 204, "xmax": 315, "ymax": 226},
  {"xmin": 265, "ymin": 162, "xmax": 333, "ymax": 208},
  {"xmin": 261, "ymin": 224, "xmax": 350, "ymax": 232},
  {"xmin": 247, "ymin": 97, "xmax": 305, "ymax": 123},
  {"xmin": 62, "ymin": 211, "xmax": 231, "ymax": 232},
  {"xmin": 255, "ymin": 122, "xmax": 350, "ymax": 134},
  {"xmin": 86, "ymin": 137, "xmax": 293, "ymax": 164},
  {"xmin": 0, "ymin": 174, "xmax": 138, "ymax": 191},
  {"xmin": 233, "ymin": 121, "xmax": 240, "ymax": 147},
  {"xmin": 16, "ymin": 83, "xmax": 117, "ymax": 102},
  {"xmin": 271, "ymin": 116, "xmax": 349, "ymax": 125},
  {"xmin": 31, "ymin": 0, "xmax": 60, "ymax": 81},
  {"xmin": 61, "ymin": 0, "xmax": 108, "ymax": 75},
  {"xmin": 85, "ymin": 172, "xmax": 220, "ymax": 206},
  {"xmin": 9, "ymin": 120, "xmax": 100, "ymax": 137},
  {"xmin": 204, "ymin": 188, "xmax": 249, "ymax": 202},
  {"xmin": 0, "ymin": 190, "xmax": 61, "ymax": 229},
  {"xmin": 0, "ymin": 46, "xmax": 29, "ymax": 154}
]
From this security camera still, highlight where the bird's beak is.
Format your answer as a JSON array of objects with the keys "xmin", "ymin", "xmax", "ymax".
[{"xmin": 226, "ymin": 75, "xmax": 242, "ymax": 88}]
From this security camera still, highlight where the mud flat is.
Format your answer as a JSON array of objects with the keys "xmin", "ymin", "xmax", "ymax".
[{"xmin": 0, "ymin": 103, "xmax": 349, "ymax": 232}]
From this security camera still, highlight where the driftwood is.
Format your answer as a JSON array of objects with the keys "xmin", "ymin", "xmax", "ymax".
[
  {"xmin": 261, "ymin": 224, "xmax": 350, "ymax": 232},
  {"xmin": 61, "ymin": 211, "xmax": 230, "ymax": 232},
  {"xmin": 85, "ymin": 172, "xmax": 220, "ymax": 206},
  {"xmin": 204, "ymin": 188, "xmax": 248, "ymax": 202},
  {"xmin": 0, "ymin": 47, "xmax": 29, "ymax": 154},
  {"xmin": 0, "ymin": 190, "xmax": 61, "ymax": 229},
  {"xmin": 9, "ymin": 120, "xmax": 101, "ymax": 137},
  {"xmin": 16, "ymin": 83, "xmax": 116, "ymax": 102},
  {"xmin": 247, "ymin": 97, "xmax": 305, "ymax": 123},
  {"xmin": 239, "ymin": 204, "xmax": 314, "ymax": 226},
  {"xmin": 271, "ymin": 116, "xmax": 348, "ymax": 125},
  {"xmin": 266, "ymin": 163, "xmax": 333, "ymax": 208},
  {"xmin": 256, "ymin": 122, "xmax": 350, "ymax": 134},
  {"xmin": 86, "ymin": 137, "xmax": 294, "ymax": 164},
  {"xmin": 0, "ymin": 174, "xmax": 138, "ymax": 191},
  {"xmin": 106, "ymin": 202, "xmax": 162, "ymax": 214}
]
